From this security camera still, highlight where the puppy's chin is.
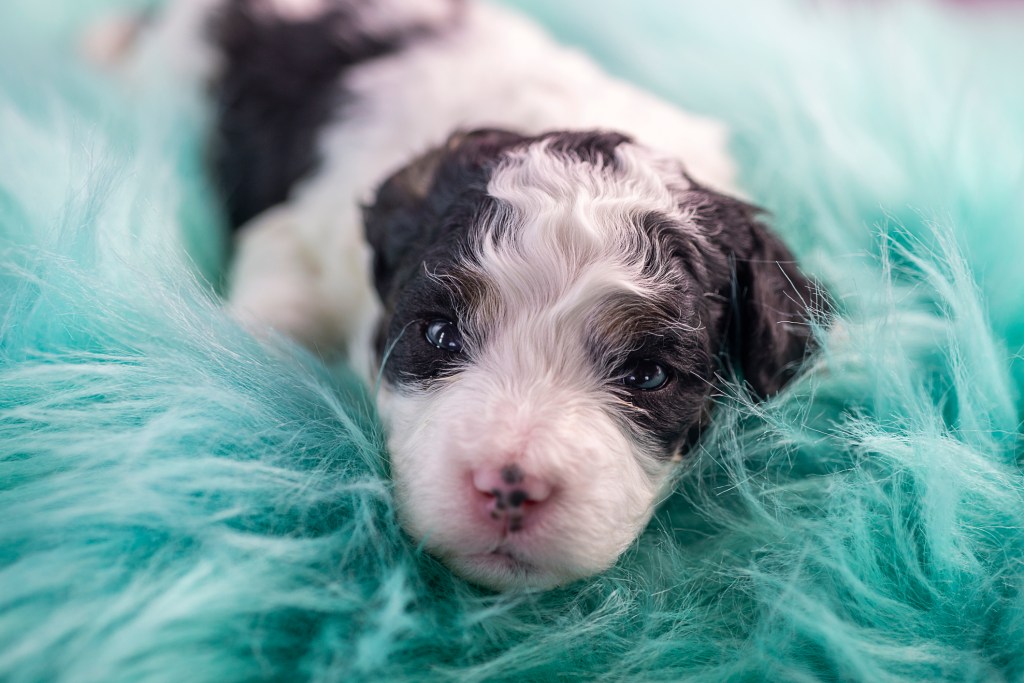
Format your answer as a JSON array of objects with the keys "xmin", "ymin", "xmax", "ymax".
[
  {"xmin": 395, "ymin": 483, "xmax": 636, "ymax": 591},
  {"xmin": 441, "ymin": 547, "xmax": 586, "ymax": 591},
  {"xmin": 397, "ymin": 496, "xmax": 638, "ymax": 591}
]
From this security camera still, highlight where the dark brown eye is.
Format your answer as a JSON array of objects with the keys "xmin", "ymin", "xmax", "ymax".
[
  {"xmin": 425, "ymin": 319, "xmax": 464, "ymax": 353},
  {"xmin": 620, "ymin": 359, "xmax": 669, "ymax": 391}
]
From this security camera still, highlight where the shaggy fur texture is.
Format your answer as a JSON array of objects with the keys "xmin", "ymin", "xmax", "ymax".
[{"xmin": 3, "ymin": 1, "xmax": 1024, "ymax": 681}]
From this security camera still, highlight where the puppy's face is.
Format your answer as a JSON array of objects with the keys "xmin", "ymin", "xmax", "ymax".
[{"xmin": 365, "ymin": 130, "xmax": 822, "ymax": 590}]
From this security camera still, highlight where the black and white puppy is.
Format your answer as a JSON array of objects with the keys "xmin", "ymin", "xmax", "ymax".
[{"xmin": 97, "ymin": 0, "xmax": 826, "ymax": 590}]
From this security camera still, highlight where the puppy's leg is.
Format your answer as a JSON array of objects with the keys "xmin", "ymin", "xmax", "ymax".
[
  {"xmin": 79, "ymin": 11, "xmax": 151, "ymax": 67},
  {"xmin": 81, "ymin": 0, "xmax": 226, "ymax": 87},
  {"xmin": 227, "ymin": 206, "xmax": 348, "ymax": 354}
]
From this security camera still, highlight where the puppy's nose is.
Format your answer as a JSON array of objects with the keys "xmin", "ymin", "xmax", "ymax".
[{"xmin": 472, "ymin": 464, "xmax": 552, "ymax": 532}]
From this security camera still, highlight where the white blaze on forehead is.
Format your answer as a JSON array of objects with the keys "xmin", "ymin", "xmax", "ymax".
[
  {"xmin": 482, "ymin": 142, "xmax": 694, "ymax": 286},
  {"xmin": 467, "ymin": 142, "xmax": 696, "ymax": 370},
  {"xmin": 486, "ymin": 141, "xmax": 687, "ymax": 245}
]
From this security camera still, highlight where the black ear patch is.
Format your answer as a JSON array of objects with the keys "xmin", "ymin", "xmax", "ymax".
[
  {"xmin": 689, "ymin": 187, "xmax": 829, "ymax": 398},
  {"xmin": 362, "ymin": 129, "xmax": 527, "ymax": 303},
  {"xmin": 363, "ymin": 128, "xmax": 636, "ymax": 304}
]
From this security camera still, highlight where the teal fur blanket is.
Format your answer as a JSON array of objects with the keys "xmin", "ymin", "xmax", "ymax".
[{"xmin": 3, "ymin": 1, "xmax": 1024, "ymax": 680}]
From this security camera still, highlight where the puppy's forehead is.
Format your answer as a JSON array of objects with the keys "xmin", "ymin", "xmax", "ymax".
[
  {"xmin": 465, "ymin": 138, "xmax": 698, "ymax": 318},
  {"xmin": 486, "ymin": 139, "xmax": 690, "ymax": 239}
]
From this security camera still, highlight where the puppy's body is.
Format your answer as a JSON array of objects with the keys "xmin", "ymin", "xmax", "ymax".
[{"xmin": 108, "ymin": 0, "xmax": 823, "ymax": 590}]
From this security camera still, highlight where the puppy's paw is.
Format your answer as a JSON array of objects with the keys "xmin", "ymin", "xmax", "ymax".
[{"xmin": 79, "ymin": 12, "xmax": 148, "ymax": 68}]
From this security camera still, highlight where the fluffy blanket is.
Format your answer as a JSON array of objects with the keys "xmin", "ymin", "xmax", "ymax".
[{"xmin": 3, "ymin": 1, "xmax": 1024, "ymax": 681}]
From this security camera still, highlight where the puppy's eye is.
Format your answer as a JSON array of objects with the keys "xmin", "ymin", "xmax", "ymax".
[
  {"xmin": 425, "ymin": 319, "xmax": 464, "ymax": 353},
  {"xmin": 620, "ymin": 359, "xmax": 670, "ymax": 391}
]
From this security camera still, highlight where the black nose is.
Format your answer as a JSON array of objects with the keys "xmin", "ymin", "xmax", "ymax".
[{"xmin": 472, "ymin": 465, "xmax": 554, "ymax": 533}]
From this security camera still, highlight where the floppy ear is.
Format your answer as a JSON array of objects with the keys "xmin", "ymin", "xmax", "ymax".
[
  {"xmin": 362, "ymin": 129, "xmax": 525, "ymax": 303},
  {"xmin": 362, "ymin": 145, "xmax": 448, "ymax": 300},
  {"xmin": 692, "ymin": 188, "xmax": 828, "ymax": 398}
]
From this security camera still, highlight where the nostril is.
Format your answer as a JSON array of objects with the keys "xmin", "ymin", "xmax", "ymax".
[
  {"xmin": 508, "ymin": 489, "xmax": 528, "ymax": 508},
  {"xmin": 474, "ymin": 467, "xmax": 551, "ymax": 497}
]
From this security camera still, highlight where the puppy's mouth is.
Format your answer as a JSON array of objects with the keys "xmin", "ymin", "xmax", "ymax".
[
  {"xmin": 470, "ymin": 546, "xmax": 534, "ymax": 572},
  {"xmin": 455, "ymin": 544, "xmax": 541, "ymax": 585}
]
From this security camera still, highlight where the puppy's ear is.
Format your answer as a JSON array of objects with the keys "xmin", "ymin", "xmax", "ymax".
[
  {"xmin": 363, "ymin": 128, "xmax": 524, "ymax": 302},
  {"xmin": 362, "ymin": 145, "xmax": 448, "ymax": 300},
  {"xmin": 692, "ymin": 188, "xmax": 829, "ymax": 398}
]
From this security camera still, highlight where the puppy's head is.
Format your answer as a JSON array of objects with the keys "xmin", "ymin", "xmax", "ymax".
[{"xmin": 364, "ymin": 129, "xmax": 825, "ymax": 590}]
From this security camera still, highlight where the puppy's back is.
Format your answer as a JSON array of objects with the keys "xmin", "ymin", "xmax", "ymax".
[{"xmin": 209, "ymin": 0, "xmax": 465, "ymax": 228}]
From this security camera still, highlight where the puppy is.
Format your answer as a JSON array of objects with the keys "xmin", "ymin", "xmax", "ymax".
[{"xmin": 99, "ymin": 0, "xmax": 826, "ymax": 590}]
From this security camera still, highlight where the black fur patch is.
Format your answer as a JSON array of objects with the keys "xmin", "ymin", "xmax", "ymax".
[
  {"xmin": 208, "ymin": 0, "xmax": 456, "ymax": 229},
  {"xmin": 681, "ymin": 182, "xmax": 831, "ymax": 398},
  {"xmin": 365, "ymin": 128, "xmax": 633, "ymax": 304},
  {"xmin": 364, "ymin": 129, "xmax": 523, "ymax": 305},
  {"xmin": 592, "ymin": 301, "xmax": 716, "ymax": 454},
  {"xmin": 366, "ymin": 130, "xmax": 511, "ymax": 387}
]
